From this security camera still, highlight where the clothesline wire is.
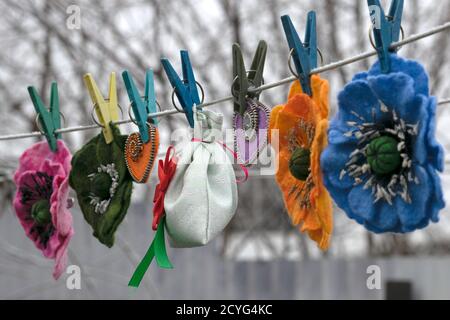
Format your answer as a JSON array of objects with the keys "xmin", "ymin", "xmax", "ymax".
[{"xmin": 0, "ymin": 21, "xmax": 449, "ymax": 142}]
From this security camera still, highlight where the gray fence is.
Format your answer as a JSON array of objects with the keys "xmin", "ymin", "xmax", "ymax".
[{"xmin": 1, "ymin": 198, "xmax": 450, "ymax": 300}]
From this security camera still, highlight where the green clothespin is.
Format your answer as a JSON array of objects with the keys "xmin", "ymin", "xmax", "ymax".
[
  {"xmin": 27, "ymin": 82, "xmax": 61, "ymax": 152},
  {"xmin": 232, "ymin": 40, "xmax": 267, "ymax": 115}
]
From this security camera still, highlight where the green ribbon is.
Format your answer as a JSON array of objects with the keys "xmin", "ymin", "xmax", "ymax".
[{"xmin": 128, "ymin": 216, "xmax": 173, "ymax": 288}]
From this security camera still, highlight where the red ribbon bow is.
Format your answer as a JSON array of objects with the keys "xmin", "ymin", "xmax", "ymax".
[{"xmin": 152, "ymin": 146, "xmax": 177, "ymax": 230}]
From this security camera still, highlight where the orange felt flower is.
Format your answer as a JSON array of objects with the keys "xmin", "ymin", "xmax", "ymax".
[{"xmin": 269, "ymin": 75, "xmax": 332, "ymax": 250}]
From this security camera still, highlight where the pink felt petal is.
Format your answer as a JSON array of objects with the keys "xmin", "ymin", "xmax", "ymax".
[{"xmin": 13, "ymin": 140, "xmax": 74, "ymax": 280}]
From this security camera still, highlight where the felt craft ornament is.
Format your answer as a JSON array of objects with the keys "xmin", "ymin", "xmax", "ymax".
[
  {"xmin": 321, "ymin": 0, "xmax": 444, "ymax": 233},
  {"xmin": 14, "ymin": 140, "xmax": 74, "ymax": 279},
  {"xmin": 69, "ymin": 123, "xmax": 133, "ymax": 247},
  {"xmin": 124, "ymin": 125, "xmax": 159, "ymax": 183},
  {"xmin": 122, "ymin": 69, "xmax": 160, "ymax": 183},
  {"xmin": 164, "ymin": 107, "xmax": 238, "ymax": 248},
  {"xmin": 233, "ymin": 99, "xmax": 271, "ymax": 166},
  {"xmin": 320, "ymin": 53, "xmax": 445, "ymax": 233},
  {"xmin": 232, "ymin": 41, "xmax": 271, "ymax": 166},
  {"xmin": 128, "ymin": 146, "xmax": 176, "ymax": 288},
  {"xmin": 13, "ymin": 83, "xmax": 74, "ymax": 280},
  {"xmin": 270, "ymin": 76, "xmax": 333, "ymax": 250},
  {"xmin": 69, "ymin": 73, "xmax": 133, "ymax": 247}
]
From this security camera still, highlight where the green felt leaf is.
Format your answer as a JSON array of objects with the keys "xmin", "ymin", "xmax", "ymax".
[{"xmin": 69, "ymin": 123, "xmax": 133, "ymax": 247}]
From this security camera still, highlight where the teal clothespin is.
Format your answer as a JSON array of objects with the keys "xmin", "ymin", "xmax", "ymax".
[
  {"xmin": 232, "ymin": 40, "xmax": 267, "ymax": 116},
  {"xmin": 281, "ymin": 11, "xmax": 317, "ymax": 96},
  {"xmin": 161, "ymin": 50, "xmax": 201, "ymax": 128},
  {"xmin": 27, "ymin": 82, "xmax": 61, "ymax": 152},
  {"xmin": 367, "ymin": 0, "xmax": 404, "ymax": 73},
  {"xmin": 122, "ymin": 69, "xmax": 158, "ymax": 143}
]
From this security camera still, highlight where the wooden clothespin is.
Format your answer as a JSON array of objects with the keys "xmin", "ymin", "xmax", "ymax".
[
  {"xmin": 83, "ymin": 72, "xmax": 119, "ymax": 144},
  {"xmin": 232, "ymin": 40, "xmax": 267, "ymax": 115},
  {"xmin": 281, "ymin": 11, "xmax": 318, "ymax": 96},
  {"xmin": 28, "ymin": 82, "xmax": 61, "ymax": 152},
  {"xmin": 367, "ymin": 0, "xmax": 404, "ymax": 73},
  {"xmin": 122, "ymin": 69, "xmax": 158, "ymax": 144},
  {"xmin": 161, "ymin": 50, "xmax": 201, "ymax": 128}
]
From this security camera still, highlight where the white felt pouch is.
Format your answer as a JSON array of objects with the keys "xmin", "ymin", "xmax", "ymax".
[{"xmin": 164, "ymin": 108, "xmax": 238, "ymax": 248}]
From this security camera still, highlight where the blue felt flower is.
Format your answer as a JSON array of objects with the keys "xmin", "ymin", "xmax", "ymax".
[{"xmin": 321, "ymin": 54, "xmax": 445, "ymax": 233}]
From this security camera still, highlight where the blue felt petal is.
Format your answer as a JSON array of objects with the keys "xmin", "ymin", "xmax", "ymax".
[
  {"xmin": 337, "ymin": 80, "xmax": 381, "ymax": 123},
  {"xmin": 320, "ymin": 143, "xmax": 355, "ymax": 189},
  {"xmin": 364, "ymin": 200, "xmax": 400, "ymax": 233},
  {"xmin": 328, "ymin": 117, "xmax": 357, "ymax": 145},
  {"xmin": 369, "ymin": 54, "xmax": 430, "ymax": 96},
  {"xmin": 411, "ymin": 95, "xmax": 430, "ymax": 166},
  {"xmin": 367, "ymin": 73, "xmax": 419, "ymax": 123},
  {"xmin": 347, "ymin": 185, "xmax": 375, "ymax": 222},
  {"xmin": 425, "ymin": 97, "xmax": 445, "ymax": 172},
  {"xmin": 326, "ymin": 185, "xmax": 353, "ymax": 224},
  {"xmin": 426, "ymin": 164, "xmax": 445, "ymax": 223},
  {"xmin": 394, "ymin": 165, "xmax": 430, "ymax": 232},
  {"xmin": 352, "ymin": 72, "xmax": 368, "ymax": 81}
]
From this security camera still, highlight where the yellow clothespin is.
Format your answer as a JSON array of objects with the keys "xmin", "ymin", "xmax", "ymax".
[{"xmin": 83, "ymin": 72, "xmax": 119, "ymax": 144}]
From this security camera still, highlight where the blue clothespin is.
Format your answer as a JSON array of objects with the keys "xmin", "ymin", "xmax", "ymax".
[
  {"xmin": 281, "ymin": 11, "xmax": 317, "ymax": 96},
  {"xmin": 122, "ymin": 69, "xmax": 158, "ymax": 143},
  {"xmin": 161, "ymin": 50, "xmax": 201, "ymax": 128},
  {"xmin": 27, "ymin": 82, "xmax": 61, "ymax": 152},
  {"xmin": 367, "ymin": 0, "xmax": 404, "ymax": 73}
]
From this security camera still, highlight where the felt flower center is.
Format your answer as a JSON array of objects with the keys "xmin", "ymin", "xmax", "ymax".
[
  {"xmin": 88, "ymin": 164, "xmax": 119, "ymax": 215},
  {"xmin": 19, "ymin": 171, "xmax": 55, "ymax": 246},
  {"xmin": 342, "ymin": 103, "xmax": 419, "ymax": 205},
  {"xmin": 286, "ymin": 119, "xmax": 316, "ymax": 210},
  {"xmin": 90, "ymin": 172, "xmax": 113, "ymax": 200},
  {"xmin": 289, "ymin": 147, "xmax": 311, "ymax": 181},
  {"xmin": 366, "ymin": 136, "xmax": 401, "ymax": 176},
  {"xmin": 31, "ymin": 199, "xmax": 52, "ymax": 226}
]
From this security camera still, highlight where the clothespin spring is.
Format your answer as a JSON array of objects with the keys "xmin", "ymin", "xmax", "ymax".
[
  {"xmin": 127, "ymin": 97, "xmax": 163, "ymax": 126},
  {"xmin": 231, "ymin": 71, "xmax": 265, "ymax": 100},
  {"xmin": 35, "ymin": 112, "xmax": 66, "ymax": 139},
  {"xmin": 170, "ymin": 80, "xmax": 205, "ymax": 113},
  {"xmin": 90, "ymin": 100, "xmax": 124, "ymax": 128},
  {"xmin": 368, "ymin": 24, "xmax": 405, "ymax": 52},
  {"xmin": 287, "ymin": 48, "xmax": 324, "ymax": 79}
]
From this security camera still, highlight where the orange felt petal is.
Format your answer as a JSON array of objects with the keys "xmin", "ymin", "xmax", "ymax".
[
  {"xmin": 269, "ymin": 104, "xmax": 283, "ymax": 144},
  {"xmin": 288, "ymin": 76, "xmax": 330, "ymax": 119},
  {"xmin": 309, "ymin": 119, "xmax": 332, "ymax": 249},
  {"xmin": 270, "ymin": 75, "xmax": 333, "ymax": 250}
]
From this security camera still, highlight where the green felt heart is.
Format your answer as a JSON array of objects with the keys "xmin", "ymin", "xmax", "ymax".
[
  {"xmin": 69, "ymin": 123, "xmax": 133, "ymax": 248},
  {"xmin": 366, "ymin": 135, "xmax": 401, "ymax": 176}
]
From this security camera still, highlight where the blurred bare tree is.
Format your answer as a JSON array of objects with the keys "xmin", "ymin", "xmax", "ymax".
[{"xmin": 0, "ymin": 0, "xmax": 450, "ymax": 261}]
